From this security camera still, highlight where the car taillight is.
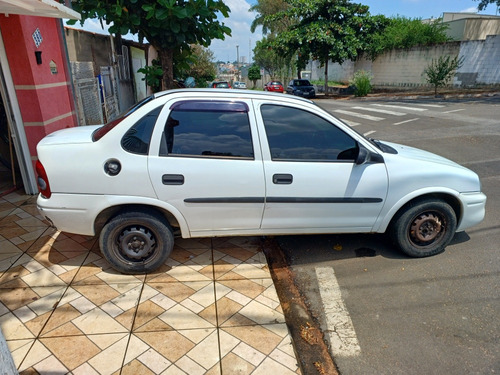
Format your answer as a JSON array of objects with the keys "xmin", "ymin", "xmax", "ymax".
[{"xmin": 36, "ymin": 160, "xmax": 51, "ymax": 199}]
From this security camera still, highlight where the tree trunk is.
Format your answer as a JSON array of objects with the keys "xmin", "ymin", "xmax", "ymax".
[
  {"xmin": 159, "ymin": 48, "xmax": 175, "ymax": 90},
  {"xmin": 324, "ymin": 53, "xmax": 329, "ymax": 95}
]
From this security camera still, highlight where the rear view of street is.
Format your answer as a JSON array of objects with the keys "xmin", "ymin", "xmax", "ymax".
[{"xmin": 276, "ymin": 95, "xmax": 500, "ymax": 374}]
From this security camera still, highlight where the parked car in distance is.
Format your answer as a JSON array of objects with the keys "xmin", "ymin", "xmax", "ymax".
[
  {"xmin": 233, "ymin": 81, "xmax": 247, "ymax": 89},
  {"xmin": 36, "ymin": 89, "xmax": 486, "ymax": 274},
  {"xmin": 264, "ymin": 81, "xmax": 284, "ymax": 93},
  {"xmin": 211, "ymin": 81, "xmax": 231, "ymax": 88},
  {"xmin": 287, "ymin": 79, "xmax": 315, "ymax": 98}
]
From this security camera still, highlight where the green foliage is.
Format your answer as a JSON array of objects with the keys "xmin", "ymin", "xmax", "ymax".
[
  {"xmin": 311, "ymin": 79, "xmax": 344, "ymax": 87},
  {"xmin": 367, "ymin": 16, "xmax": 451, "ymax": 59},
  {"xmin": 184, "ymin": 46, "xmax": 217, "ymax": 87},
  {"xmin": 68, "ymin": 0, "xmax": 231, "ymax": 90},
  {"xmin": 475, "ymin": 0, "xmax": 500, "ymax": 10},
  {"xmin": 253, "ymin": 36, "xmax": 295, "ymax": 82},
  {"xmin": 248, "ymin": 65, "xmax": 262, "ymax": 88},
  {"xmin": 264, "ymin": 0, "xmax": 388, "ymax": 78},
  {"xmin": 137, "ymin": 59, "xmax": 162, "ymax": 93},
  {"xmin": 350, "ymin": 70, "xmax": 372, "ymax": 97},
  {"xmin": 250, "ymin": 0, "xmax": 292, "ymax": 35},
  {"xmin": 423, "ymin": 55, "xmax": 464, "ymax": 96}
]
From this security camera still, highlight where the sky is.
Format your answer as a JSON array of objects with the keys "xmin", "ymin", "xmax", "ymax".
[{"xmin": 67, "ymin": 0, "xmax": 500, "ymax": 63}]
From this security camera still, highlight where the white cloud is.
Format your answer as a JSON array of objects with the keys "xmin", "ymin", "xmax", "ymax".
[
  {"xmin": 460, "ymin": 7, "xmax": 478, "ymax": 13},
  {"xmin": 209, "ymin": 0, "xmax": 261, "ymax": 62}
]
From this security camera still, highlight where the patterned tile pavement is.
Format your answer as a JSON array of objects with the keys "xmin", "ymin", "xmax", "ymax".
[{"xmin": 0, "ymin": 190, "xmax": 301, "ymax": 374}]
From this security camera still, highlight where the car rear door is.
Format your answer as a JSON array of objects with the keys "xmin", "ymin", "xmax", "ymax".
[
  {"xmin": 254, "ymin": 101, "xmax": 389, "ymax": 232},
  {"xmin": 148, "ymin": 98, "xmax": 265, "ymax": 235}
]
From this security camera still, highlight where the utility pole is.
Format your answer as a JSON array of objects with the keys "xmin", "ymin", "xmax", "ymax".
[{"xmin": 236, "ymin": 45, "xmax": 240, "ymax": 66}]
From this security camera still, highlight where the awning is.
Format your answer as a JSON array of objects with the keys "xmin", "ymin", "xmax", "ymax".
[{"xmin": 0, "ymin": 0, "xmax": 80, "ymax": 20}]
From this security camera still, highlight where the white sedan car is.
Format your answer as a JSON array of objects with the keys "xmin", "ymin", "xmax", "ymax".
[{"xmin": 36, "ymin": 89, "xmax": 486, "ymax": 274}]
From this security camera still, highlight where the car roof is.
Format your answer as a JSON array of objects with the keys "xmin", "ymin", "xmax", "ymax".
[{"xmin": 153, "ymin": 88, "xmax": 314, "ymax": 104}]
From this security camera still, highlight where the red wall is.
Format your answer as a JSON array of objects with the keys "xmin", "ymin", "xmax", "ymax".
[{"xmin": 0, "ymin": 14, "xmax": 77, "ymax": 170}]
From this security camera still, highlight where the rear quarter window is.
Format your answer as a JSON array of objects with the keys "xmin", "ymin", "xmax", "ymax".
[{"xmin": 121, "ymin": 106, "xmax": 162, "ymax": 155}]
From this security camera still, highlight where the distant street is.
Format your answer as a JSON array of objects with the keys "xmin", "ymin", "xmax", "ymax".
[{"xmin": 277, "ymin": 95, "xmax": 500, "ymax": 374}]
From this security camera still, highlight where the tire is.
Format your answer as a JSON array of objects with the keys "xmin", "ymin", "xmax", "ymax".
[
  {"xmin": 391, "ymin": 198, "xmax": 457, "ymax": 258},
  {"xmin": 99, "ymin": 210, "xmax": 174, "ymax": 274}
]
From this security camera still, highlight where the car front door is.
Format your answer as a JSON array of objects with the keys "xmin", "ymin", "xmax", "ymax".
[
  {"xmin": 255, "ymin": 102, "xmax": 389, "ymax": 232},
  {"xmin": 148, "ymin": 99, "xmax": 265, "ymax": 234}
]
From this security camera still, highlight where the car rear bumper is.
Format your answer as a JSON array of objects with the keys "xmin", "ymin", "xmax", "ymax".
[
  {"xmin": 37, "ymin": 194, "xmax": 97, "ymax": 236},
  {"xmin": 457, "ymin": 192, "xmax": 487, "ymax": 231}
]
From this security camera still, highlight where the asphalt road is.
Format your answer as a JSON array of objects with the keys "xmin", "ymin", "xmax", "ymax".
[{"xmin": 276, "ymin": 95, "xmax": 500, "ymax": 374}]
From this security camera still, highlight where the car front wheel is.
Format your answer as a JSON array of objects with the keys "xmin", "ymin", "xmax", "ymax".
[
  {"xmin": 99, "ymin": 210, "xmax": 174, "ymax": 274},
  {"xmin": 391, "ymin": 198, "xmax": 457, "ymax": 258}
]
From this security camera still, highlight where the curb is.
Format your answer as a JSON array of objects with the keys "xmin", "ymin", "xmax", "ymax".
[
  {"xmin": 314, "ymin": 90, "xmax": 500, "ymax": 101},
  {"xmin": 262, "ymin": 237, "xmax": 339, "ymax": 375}
]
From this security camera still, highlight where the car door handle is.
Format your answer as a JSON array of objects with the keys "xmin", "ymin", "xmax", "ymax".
[
  {"xmin": 162, "ymin": 174, "xmax": 184, "ymax": 185},
  {"xmin": 273, "ymin": 173, "xmax": 293, "ymax": 184}
]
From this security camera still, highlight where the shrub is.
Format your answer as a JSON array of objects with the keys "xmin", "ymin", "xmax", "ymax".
[{"xmin": 351, "ymin": 70, "xmax": 373, "ymax": 97}]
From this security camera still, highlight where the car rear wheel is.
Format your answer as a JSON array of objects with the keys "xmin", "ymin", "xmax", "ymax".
[
  {"xmin": 99, "ymin": 210, "xmax": 174, "ymax": 274},
  {"xmin": 391, "ymin": 198, "xmax": 457, "ymax": 258}
]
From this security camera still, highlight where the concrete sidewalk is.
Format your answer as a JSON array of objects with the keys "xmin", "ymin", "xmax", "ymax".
[{"xmin": 0, "ymin": 190, "xmax": 301, "ymax": 374}]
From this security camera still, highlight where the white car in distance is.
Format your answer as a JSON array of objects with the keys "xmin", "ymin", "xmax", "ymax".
[{"xmin": 36, "ymin": 89, "xmax": 486, "ymax": 274}]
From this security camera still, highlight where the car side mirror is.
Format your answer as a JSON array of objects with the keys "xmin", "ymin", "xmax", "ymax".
[
  {"xmin": 356, "ymin": 147, "xmax": 369, "ymax": 165},
  {"xmin": 355, "ymin": 146, "xmax": 384, "ymax": 165}
]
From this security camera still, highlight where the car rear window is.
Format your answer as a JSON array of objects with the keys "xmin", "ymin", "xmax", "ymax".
[
  {"xmin": 92, "ymin": 95, "xmax": 155, "ymax": 141},
  {"xmin": 160, "ymin": 101, "xmax": 254, "ymax": 159},
  {"xmin": 121, "ymin": 106, "xmax": 162, "ymax": 155}
]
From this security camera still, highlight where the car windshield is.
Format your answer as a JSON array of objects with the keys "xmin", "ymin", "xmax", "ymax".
[
  {"xmin": 271, "ymin": 81, "xmax": 282, "ymax": 85},
  {"xmin": 93, "ymin": 95, "xmax": 155, "ymax": 141},
  {"xmin": 294, "ymin": 80, "xmax": 311, "ymax": 86},
  {"xmin": 216, "ymin": 82, "xmax": 229, "ymax": 88}
]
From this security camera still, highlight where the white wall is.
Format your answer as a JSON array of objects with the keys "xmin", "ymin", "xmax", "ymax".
[{"xmin": 311, "ymin": 37, "xmax": 500, "ymax": 88}]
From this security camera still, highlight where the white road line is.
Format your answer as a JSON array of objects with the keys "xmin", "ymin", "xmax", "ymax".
[
  {"xmin": 443, "ymin": 109, "xmax": 466, "ymax": 113},
  {"xmin": 352, "ymin": 106, "xmax": 406, "ymax": 116},
  {"xmin": 364, "ymin": 130, "xmax": 376, "ymax": 137},
  {"xmin": 340, "ymin": 118, "xmax": 361, "ymax": 127},
  {"xmin": 371, "ymin": 104, "xmax": 428, "ymax": 112},
  {"xmin": 393, "ymin": 118, "xmax": 419, "ymax": 126},
  {"xmin": 334, "ymin": 109, "xmax": 384, "ymax": 121},
  {"xmin": 413, "ymin": 104, "xmax": 445, "ymax": 108},
  {"xmin": 316, "ymin": 266, "xmax": 361, "ymax": 357}
]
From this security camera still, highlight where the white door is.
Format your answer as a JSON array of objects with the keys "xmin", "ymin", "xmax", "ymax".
[
  {"xmin": 255, "ymin": 102, "xmax": 388, "ymax": 232},
  {"xmin": 148, "ymin": 99, "xmax": 265, "ymax": 234}
]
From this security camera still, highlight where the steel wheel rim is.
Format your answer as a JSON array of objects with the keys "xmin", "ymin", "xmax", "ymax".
[
  {"xmin": 116, "ymin": 226, "xmax": 157, "ymax": 262},
  {"xmin": 409, "ymin": 211, "xmax": 446, "ymax": 248}
]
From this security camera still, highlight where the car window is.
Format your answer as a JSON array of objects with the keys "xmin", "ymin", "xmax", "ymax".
[
  {"xmin": 261, "ymin": 105, "xmax": 358, "ymax": 161},
  {"xmin": 121, "ymin": 106, "xmax": 162, "ymax": 155},
  {"xmin": 160, "ymin": 101, "xmax": 254, "ymax": 159},
  {"xmin": 93, "ymin": 95, "xmax": 155, "ymax": 141}
]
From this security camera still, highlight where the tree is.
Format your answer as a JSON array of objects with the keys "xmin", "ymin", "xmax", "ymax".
[
  {"xmin": 68, "ymin": 0, "xmax": 231, "ymax": 90},
  {"xmin": 253, "ymin": 36, "xmax": 294, "ymax": 82},
  {"xmin": 424, "ymin": 55, "xmax": 464, "ymax": 96},
  {"xmin": 265, "ymin": 0, "xmax": 388, "ymax": 93},
  {"xmin": 475, "ymin": 0, "xmax": 500, "ymax": 10},
  {"xmin": 366, "ymin": 16, "xmax": 451, "ymax": 59},
  {"xmin": 249, "ymin": 0, "xmax": 291, "ymax": 35},
  {"xmin": 185, "ymin": 46, "xmax": 217, "ymax": 87},
  {"xmin": 248, "ymin": 64, "xmax": 262, "ymax": 88}
]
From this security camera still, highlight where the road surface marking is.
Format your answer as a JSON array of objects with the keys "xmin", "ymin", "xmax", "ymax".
[
  {"xmin": 393, "ymin": 118, "xmax": 419, "ymax": 125},
  {"xmin": 316, "ymin": 266, "xmax": 361, "ymax": 357},
  {"xmin": 443, "ymin": 109, "xmax": 466, "ymax": 113},
  {"xmin": 352, "ymin": 106, "xmax": 406, "ymax": 116},
  {"xmin": 371, "ymin": 104, "xmax": 428, "ymax": 112},
  {"xmin": 364, "ymin": 130, "xmax": 376, "ymax": 136},
  {"xmin": 334, "ymin": 109, "xmax": 384, "ymax": 121},
  {"xmin": 413, "ymin": 103, "xmax": 445, "ymax": 108},
  {"xmin": 340, "ymin": 118, "xmax": 361, "ymax": 127}
]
